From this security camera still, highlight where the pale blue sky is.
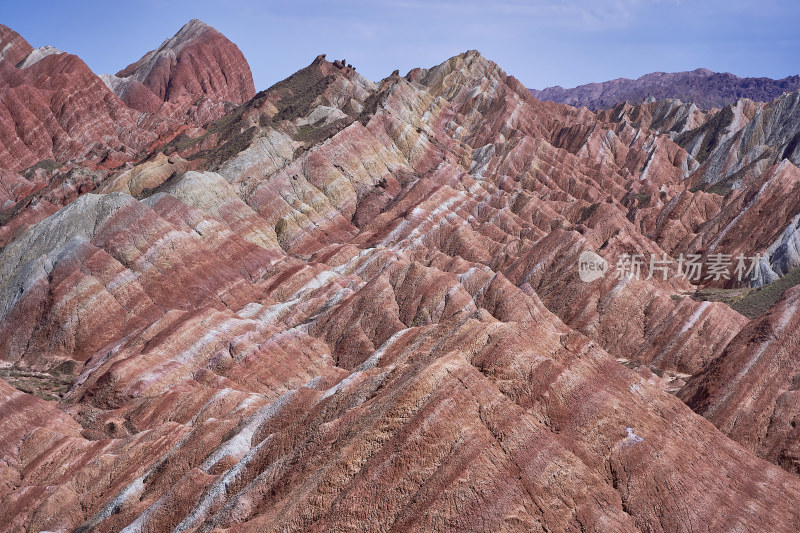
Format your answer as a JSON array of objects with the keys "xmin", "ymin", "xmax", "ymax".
[{"xmin": 2, "ymin": 0, "xmax": 798, "ymax": 90}]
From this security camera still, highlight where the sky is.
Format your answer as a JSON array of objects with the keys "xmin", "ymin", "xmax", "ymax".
[{"xmin": 2, "ymin": 0, "xmax": 798, "ymax": 91}]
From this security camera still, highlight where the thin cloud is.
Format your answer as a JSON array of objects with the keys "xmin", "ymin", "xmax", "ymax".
[{"xmin": 386, "ymin": 0, "xmax": 637, "ymax": 30}]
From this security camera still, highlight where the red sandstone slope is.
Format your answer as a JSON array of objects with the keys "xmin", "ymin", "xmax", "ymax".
[
  {"xmin": 107, "ymin": 19, "xmax": 256, "ymax": 124},
  {"xmin": 530, "ymin": 56, "xmax": 800, "ymax": 485},
  {"xmin": 3, "ymin": 16, "xmax": 800, "ymax": 530},
  {"xmin": 0, "ymin": 25, "xmax": 157, "ymax": 172},
  {"xmin": 592, "ymin": 92, "xmax": 800, "ymax": 287},
  {"xmin": 0, "ymin": 20, "xmax": 261, "ymax": 251},
  {"xmin": 4, "ymin": 42, "xmax": 800, "ymax": 531},
  {"xmin": 680, "ymin": 285, "xmax": 800, "ymax": 474},
  {"xmin": 0, "ymin": 190, "xmax": 798, "ymax": 531},
  {"xmin": 0, "ymin": 25, "xmax": 33, "ymax": 66}
]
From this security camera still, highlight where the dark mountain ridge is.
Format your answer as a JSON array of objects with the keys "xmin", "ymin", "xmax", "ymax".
[{"xmin": 531, "ymin": 68, "xmax": 800, "ymax": 110}]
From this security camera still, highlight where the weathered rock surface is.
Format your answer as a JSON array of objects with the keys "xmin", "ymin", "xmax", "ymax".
[
  {"xmin": 0, "ymin": 25, "xmax": 33, "ymax": 66},
  {"xmin": 0, "ymin": 20, "xmax": 259, "ymax": 252},
  {"xmin": 597, "ymin": 98, "xmax": 712, "ymax": 136},
  {"xmin": 680, "ymin": 285, "xmax": 800, "ymax": 475},
  {"xmin": 109, "ymin": 19, "xmax": 256, "ymax": 124},
  {"xmin": 596, "ymin": 89, "xmax": 800, "ymax": 287},
  {"xmin": 3, "ymin": 26, "xmax": 800, "ymax": 532},
  {"xmin": 685, "ymin": 90, "xmax": 800, "ymax": 188},
  {"xmin": 0, "ymin": 26, "xmax": 157, "ymax": 172}
]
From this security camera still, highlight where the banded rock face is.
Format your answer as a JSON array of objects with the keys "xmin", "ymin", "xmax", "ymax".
[
  {"xmin": 597, "ymin": 98, "xmax": 712, "ymax": 137},
  {"xmin": 3, "ymin": 25, "xmax": 800, "ymax": 533},
  {"xmin": 680, "ymin": 285, "xmax": 800, "ymax": 475},
  {"xmin": 0, "ymin": 185, "xmax": 797, "ymax": 532},
  {"xmin": 0, "ymin": 20, "xmax": 258, "ymax": 252},
  {"xmin": 0, "ymin": 25, "xmax": 156, "ymax": 173},
  {"xmin": 107, "ymin": 19, "xmax": 256, "ymax": 124},
  {"xmin": 684, "ymin": 91, "xmax": 800, "ymax": 189},
  {"xmin": 0, "ymin": 24, "xmax": 34, "ymax": 66},
  {"xmin": 598, "ymin": 92, "xmax": 800, "ymax": 287}
]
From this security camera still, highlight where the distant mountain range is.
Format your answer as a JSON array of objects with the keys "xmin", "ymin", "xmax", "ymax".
[{"xmin": 530, "ymin": 68, "xmax": 800, "ymax": 110}]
